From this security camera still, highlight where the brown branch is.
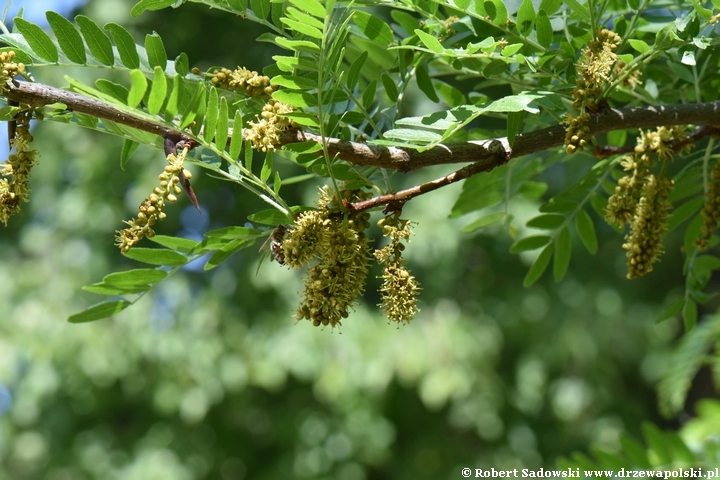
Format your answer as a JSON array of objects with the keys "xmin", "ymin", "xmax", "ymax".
[
  {"xmin": 283, "ymin": 101, "xmax": 720, "ymax": 172},
  {"xmin": 347, "ymin": 158, "xmax": 504, "ymax": 213},
  {"xmin": 2, "ymin": 80, "xmax": 193, "ymax": 145},
  {"xmin": 3, "ymin": 80, "xmax": 720, "ymax": 213}
]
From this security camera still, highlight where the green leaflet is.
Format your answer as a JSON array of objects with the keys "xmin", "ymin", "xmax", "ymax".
[
  {"xmin": 288, "ymin": 0, "xmax": 325, "ymax": 19},
  {"xmin": 523, "ymin": 244, "xmax": 553, "ymax": 287},
  {"xmin": 285, "ymin": 6, "xmax": 324, "ymax": 29},
  {"xmin": 123, "ymin": 248, "xmax": 188, "ymax": 266},
  {"xmin": 250, "ymin": 0, "xmax": 271, "ymax": 20},
  {"xmin": 483, "ymin": 0, "xmax": 508, "ymax": 26},
  {"xmin": 553, "ymin": 226, "xmax": 571, "ymax": 282},
  {"xmin": 120, "ymin": 138, "xmax": 139, "ymax": 170},
  {"xmin": 174, "ymin": 52, "xmax": 189, "ymax": 76},
  {"xmin": 461, "ymin": 212, "xmax": 505, "ymax": 233},
  {"xmin": 95, "ymin": 79, "xmax": 128, "ymax": 102},
  {"xmin": 76, "ymin": 15, "xmax": 114, "ymax": 65},
  {"xmin": 510, "ymin": 235, "xmax": 551, "ymax": 253},
  {"xmin": 416, "ymin": 64, "xmax": 439, "ymax": 103},
  {"xmin": 204, "ymin": 87, "xmax": 219, "ymax": 144},
  {"xmin": 215, "ymin": 96, "xmax": 229, "ymax": 151},
  {"xmin": 14, "ymin": 17, "xmax": 58, "ymax": 62},
  {"xmin": 353, "ymin": 11, "xmax": 394, "ymax": 45},
  {"xmin": 149, "ymin": 235, "xmax": 199, "ymax": 254},
  {"xmin": 526, "ymin": 214, "xmax": 565, "ymax": 230},
  {"xmin": 127, "ymin": 69, "xmax": 148, "ymax": 108},
  {"xmin": 105, "ymin": 22, "xmax": 140, "ymax": 69},
  {"xmin": 280, "ymin": 18, "xmax": 323, "ymax": 39},
  {"xmin": 248, "ymin": 209, "xmax": 291, "ymax": 225},
  {"xmin": 381, "ymin": 73, "xmax": 398, "ymax": 102},
  {"xmin": 536, "ymin": 10, "xmax": 553, "ymax": 49},
  {"xmin": 229, "ymin": 109, "xmax": 244, "ymax": 160},
  {"xmin": 180, "ymin": 81, "xmax": 205, "ymax": 130},
  {"xmin": 205, "ymin": 226, "xmax": 262, "ymax": 239},
  {"xmin": 346, "ymin": 51, "xmax": 367, "ymax": 91},
  {"xmin": 414, "ymin": 29, "xmax": 444, "ymax": 53},
  {"xmin": 102, "ymin": 268, "xmax": 168, "ymax": 286},
  {"xmin": 46, "ymin": 11, "xmax": 86, "ymax": 64},
  {"xmin": 147, "ymin": 66, "xmax": 167, "ymax": 114},
  {"xmin": 574, "ymin": 209, "xmax": 598, "ymax": 254},
  {"xmin": 131, "ymin": 0, "xmax": 176, "ymax": 17},
  {"xmin": 145, "ymin": 32, "xmax": 167, "ymax": 70},
  {"xmin": 658, "ymin": 316, "xmax": 720, "ymax": 416},
  {"xmin": 261, "ymin": 151, "xmax": 273, "ymax": 183},
  {"xmin": 165, "ymin": 74, "xmax": 182, "ymax": 120},
  {"xmin": 68, "ymin": 300, "xmax": 132, "ymax": 323},
  {"xmin": 516, "ymin": 0, "xmax": 535, "ymax": 36}
]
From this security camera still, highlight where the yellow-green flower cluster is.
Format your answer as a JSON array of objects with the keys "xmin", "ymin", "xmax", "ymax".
[
  {"xmin": 565, "ymin": 29, "xmax": 622, "ymax": 154},
  {"xmin": 623, "ymin": 174, "xmax": 673, "ymax": 279},
  {"xmin": 696, "ymin": 158, "xmax": 720, "ymax": 250},
  {"xmin": 283, "ymin": 186, "xmax": 372, "ymax": 329},
  {"xmin": 115, "ymin": 148, "xmax": 191, "ymax": 253},
  {"xmin": 605, "ymin": 126, "xmax": 690, "ymax": 278},
  {"xmin": 374, "ymin": 215, "xmax": 421, "ymax": 325},
  {"xmin": 606, "ymin": 153, "xmax": 651, "ymax": 227},
  {"xmin": 1, "ymin": 104, "xmax": 39, "ymax": 226},
  {"xmin": 244, "ymin": 99, "xmax": 297, "ymax": 152},
  {"xmin": 606, "ymin": 127, "xmax": 687, "ymax": 228},
  {"xmin": 0, "ymin": 50, "xmax": 26, "ymax": 93},
  {"xmin": 209, "ymin": 67, "xmax": 275, "ymax": 97}
]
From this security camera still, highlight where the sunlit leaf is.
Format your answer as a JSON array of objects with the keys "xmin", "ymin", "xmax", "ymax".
[
  {"xmin": 122, "ymin": 248, "xmax": 188, "ymax": 266},
  {"xmin": 14, "ymin": 17, "xmax": 58, "ymax": 62},
  {"xmin": 105, "ymin": 22, "xmax": 140, "ymax": 69},
  {"xmin": 68, "ymin": 300, "xmax": 132, "ymax": 323},
  {"xmin": 127, "ymin": 69, "xmax": 148, "ymax": 108},
  {"xmin": 76, "ymin": 15, "xmax": 114, "ymax": 65},
  {"xmin": 145, "ymin": 32, "xmax": 167, "ymax": 69},
  {"xmin": 131, "ymin": 0, "xmax": 176, "ymax": 16},
  {"xmin": 148, "ymin": 66, "xmax": 167, "ymax": 115},
  {"xmin": 46, "ymin": 11, "xmax": 86, "ymax": 64}
]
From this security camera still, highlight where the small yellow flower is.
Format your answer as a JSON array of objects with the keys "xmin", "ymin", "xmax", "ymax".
[
  {"xmin": 210, "ymin": 67, "xmax": 276, "ymax": 96},
  {"xmin": 374, "ymin": 214, "xmax": 421, "ymax": 325},
  {"xmin": 0, "ymin": 104, "xmax": 39, "ymax": 226},
  {"xmin": 115, "ymin": 147, "xmax": 191, "ymax": 252}
]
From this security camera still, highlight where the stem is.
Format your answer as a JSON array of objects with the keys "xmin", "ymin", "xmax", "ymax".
[{"xmin": 5, "ymin": 80, "xmax": 720, "ymax": 213}]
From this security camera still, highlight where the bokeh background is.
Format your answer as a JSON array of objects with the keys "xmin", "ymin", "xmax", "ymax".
[{"xmin": 0, "ymin": 0, "xmax": 699, "ymax": 478}]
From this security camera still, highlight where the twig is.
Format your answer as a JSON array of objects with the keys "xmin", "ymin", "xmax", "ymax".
[{"xmin": 3, "ymin": 79, "xmax": 720, "ymax": 213}]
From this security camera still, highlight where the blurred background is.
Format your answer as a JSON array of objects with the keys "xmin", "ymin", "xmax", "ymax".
[{"xmin": 0, "ymin": 0, "xmax": 700, "ymax": 478}]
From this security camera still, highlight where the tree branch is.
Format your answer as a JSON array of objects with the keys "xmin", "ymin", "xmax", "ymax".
[{"xmin": 3, "ymin": 80, "xmax": 720, "ymax": 213}]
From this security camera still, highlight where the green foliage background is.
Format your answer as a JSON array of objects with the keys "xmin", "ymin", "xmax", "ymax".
[{"xmin": 1, "ymin": 0, "xmax": 720, "ymax": 478}]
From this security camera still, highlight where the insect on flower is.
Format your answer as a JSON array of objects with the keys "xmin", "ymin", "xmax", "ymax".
[{"xmin": 260, "ymin": 224, "xmax": 288, "ymax": 264}]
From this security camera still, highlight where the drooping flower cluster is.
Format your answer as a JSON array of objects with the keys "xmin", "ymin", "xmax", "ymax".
[
  {"xmin": 565, "ymin": 29, "xmax": 624, "ymax": 154},
  {"xmin": 0, "ymin": 50, "xmax": 26, "ymax": 93},
  {"xmin": 208, "ymin": 67, "xmax": 275, "ymax": 97},
  {"xmin": 244, "ymin": 99, "xmax": 297, "ymax": 152},
  {"xmin": 115, "ymin": 148, "xmax": 192, "ymax": 253},
  {"xmin": 1, "ymin": 104, "xmax": 39, "ymax": 225},
  {"xmin": 282, "ymin": 186, "xmax": 372, "ymax": 329},
  {"xmin": 696, "ymin": 158, "xmax": 720, "ymax": 250},
  {"xmin": 374, "ymin": 214, "xmax": 421, "ymax": 326},
  {"xmin": 622, "ymin": 174, "xmax": 673, "ymax": 279},
  {"xmin": 605, "ymin": 127, "xmax": 691, "ymax": 278}
]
